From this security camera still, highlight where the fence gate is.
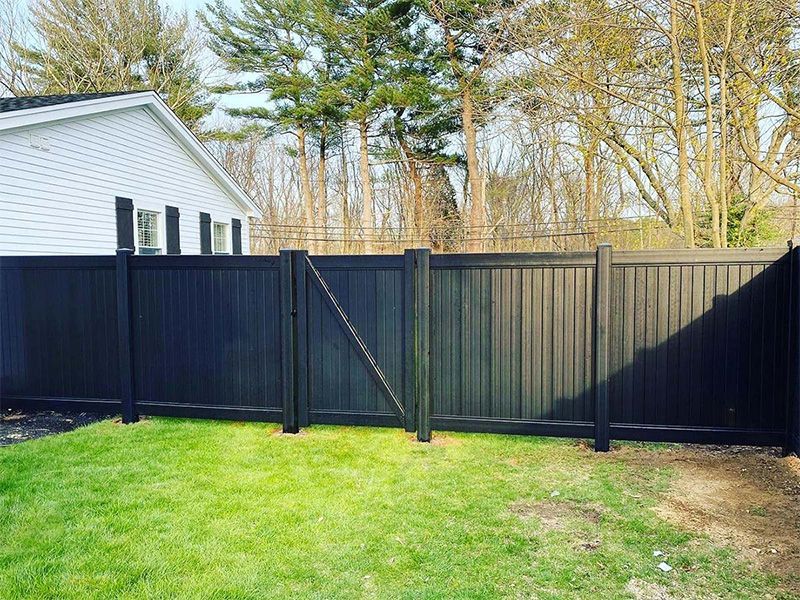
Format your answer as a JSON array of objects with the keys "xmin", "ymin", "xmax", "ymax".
[{"xmin": 280, "ymin": 250, "xmax": 428, "ymax": 434}]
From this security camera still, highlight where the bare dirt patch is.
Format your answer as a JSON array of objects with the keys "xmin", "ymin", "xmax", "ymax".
[
  {"xmin": 509, "ymin": 499, "xmax": 603, "ymax": 530},
  {"xmin": 619, "ymin": 445, "xmax": 800, "ymax": 590},
  {"xmin": 575, "ymin": 538, "xmax": 601, "ymax": 552},
  {"xmin": 270, "ymin": 426, "xmax": 308, "ymax": 437},
  {"xmin": 785, "ymin": 454, "xmax": 800, "ymax": 479},
  {"xmin": 404, "ymin": 432, "xmax": 463, "ymax": 446},
  {"xmin": 624, "ymin": 577, "xmax": 722, "ymax": 600},
  {"xmin": 430, "ymin": 433, "xmax": 463, "ymax": 447},
  {"xmin": 112, "ymin": 415, "xmax": 151, "ymax": 425},
  {"xmin": 625, "ymin": 578, "xmax": 675, "ymax": 600}
]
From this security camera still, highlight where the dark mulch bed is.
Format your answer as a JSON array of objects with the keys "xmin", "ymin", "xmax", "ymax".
[{"xmin": 0, "ymin": 409, "xmax": 112, "ymax": 446}]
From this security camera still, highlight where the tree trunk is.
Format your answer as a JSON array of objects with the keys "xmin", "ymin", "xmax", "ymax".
[
  {"xmin": 358, "ymin": 118, "xmax": 374, "ymax": 253},
  {"xmin": 409, "ymin": 159, "xmax": 424, "ymax": 247},
  {"xmin": 297, "ymin": 126, "xmax": 315, "ymax": 253},
  {"xmin": 584, "ymin": 135, "xmax": 599, "ymax": 249},
  {"xmin": 565, "ymin": 184, "xmax": 577, "ymax": 252},
  {"xmin": 341, "ymin": 139, "xmax": 350, "ymax": 253},
  {"xmin": 317, "ymin": 121, "xmax": 328, "ymax": 250},
  {"xmin": 719, "ymin": 72, "xmax": 729, "ymax": 248},
  {"xmin": 396, "ymin": 133, "xmax": 425, "ymax": 247},
  {"xmin": 718, "ymin": 0, "xmax": 736, "ymax": 248},
  {"xmin": 693, "ymin": 0, "xmax": 721, "ymax": 247},
  {"xmin": 462, "ymin": 87, "xmax": 486, "ymax": 252},
  {"xmin": 670, "ymin": 0, "xmax": 695, "ymax": 247},
  {"xmin": 546, "ymin": 173, "xmax": 559, "ymax": 251}
]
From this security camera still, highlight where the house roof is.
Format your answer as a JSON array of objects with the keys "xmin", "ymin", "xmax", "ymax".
[
  {"xmin": 0, "ymin": 91, "xmax": 261, "ymax": 218},
  {"xmin": 0, "ymin": 91, "xmax": 143, "ymax": 113}
]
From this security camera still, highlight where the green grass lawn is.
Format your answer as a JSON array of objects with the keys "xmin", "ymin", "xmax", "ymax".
[{"xmin": 0, "ymin": 419, "xmax": 789, "ymax": 599}]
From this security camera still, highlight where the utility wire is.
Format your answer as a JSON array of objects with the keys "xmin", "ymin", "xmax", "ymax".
[
  {"xmin": 250, "ymin": 214, "xmax": 658, "ymax": 231},
  {"xmin": 250, "ymin": 224, "xmax": 667, "ymax": 243}
]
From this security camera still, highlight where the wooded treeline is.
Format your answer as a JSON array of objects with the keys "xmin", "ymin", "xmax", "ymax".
[{"xmin": 2, "ymin": 0, "xmax": 799, "ymax": 253}]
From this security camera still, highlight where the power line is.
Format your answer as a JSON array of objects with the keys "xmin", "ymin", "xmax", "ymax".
[
  {"xmin": 250, "ymin": 214, "xmax": 658, "ymax": 231},
  {"xmin": 250, "ymin": 224, "xmax": 668, "ymax": 243}
]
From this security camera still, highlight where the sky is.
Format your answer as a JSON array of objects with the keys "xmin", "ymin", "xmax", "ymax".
[{"xmin": 158, "ymin": 0, "xmax": 266, "ymax": 113}]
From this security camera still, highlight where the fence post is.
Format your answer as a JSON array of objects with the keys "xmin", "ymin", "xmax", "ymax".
[
  {"xmin": 403, "ymin": 250, "xmax": 417, "ymax": 433},
  {"xmin": 116, "ymin": 248, "xmax": 138, "ymax": 424},
  {"xmin": 594, "ymin": 243, "xmax": 612, "ymax": 452},
  {"xmin": 415, "ymin": 248, "xmax": 432, "ymax": 442},
  {"xmin": 785, "ymin": 240, "xmax": 800, "ymax": 456},
  {"xmin": 280, "ymin": 249, "xmax": 299, "ymax": 434},
  {"xmin": 293, "ymin": 250, "xmax": 310, "ymax": 428}
]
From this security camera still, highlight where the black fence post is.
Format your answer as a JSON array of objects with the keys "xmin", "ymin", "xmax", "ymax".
[
  {"xmin": 415, "ymin": 248, "xmax": 431, "ymax": 442},
  {"xmin": 402, "ymin": 250, "xmax": 417, "ymax": 433},
  {"xmin": 785, "ymin": 241, "xmax": 800, "ymax": 456},
  {"xmin": 594, "ymin": 243, "xmax": 612, "ymax": 451},
  {"xmin": 116, "ymin": 249, "xmax": 138, "ymax": 424},
  {"xmin": 280, "ymin": 249, "xmax": 299, "ymax": 434},
  {"xmin": 293, "ymin": 250, "xmax": 310, "ymax": 428}
]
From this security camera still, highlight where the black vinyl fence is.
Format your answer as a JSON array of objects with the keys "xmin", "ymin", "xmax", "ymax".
[{"xmin": 1, "ymin": 246, "xmax": 799, "ymax": 453}]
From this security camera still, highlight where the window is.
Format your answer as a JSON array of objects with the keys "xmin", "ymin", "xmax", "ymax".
[
  {"xmin": 137, "ymin": 210, "xmax": 161, "ymax": 255},
  {"xmin": 213, "ymin": 222, "xmax": 229, "ymax": 254}
]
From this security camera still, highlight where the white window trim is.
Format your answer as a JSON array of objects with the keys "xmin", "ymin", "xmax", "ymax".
[
  {"xmin": 135, "ymin": 204, "xmax": 165, "ymax": 255},
  {"xmin": 213, "ymin": 220, "xmax": 230, "ymax": 255}
]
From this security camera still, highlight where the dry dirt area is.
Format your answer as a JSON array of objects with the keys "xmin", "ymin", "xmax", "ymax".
[
  {"xmin": 617, "ymin": 444, "xmax": 800, "ymax": 593},
  {"xmin": 509, "ymin": 498, "xmax": 604, "ymax": 530}
]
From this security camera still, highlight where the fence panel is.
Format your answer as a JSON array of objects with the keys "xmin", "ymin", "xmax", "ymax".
[
  {"xmin": 129, "ymin": 256, "xmax": 282, "ymax": 421},
  {"xmin": 304, "ymin": 255, "xmax": 406, "ymax": 426},
  {"xmin": 608, "ymin": 249, "xmax": 790, "ymax": 445},
  {"xmin": 0, "ymin": 257, "xmax": 119, "ymax": 409},
  {"xmin": 1, "ymin": 248, "xmax": 797, "ymax": 450},
  {"xmin": 428, "ymin": 253, "xmax": 596, "ymax": 437}
]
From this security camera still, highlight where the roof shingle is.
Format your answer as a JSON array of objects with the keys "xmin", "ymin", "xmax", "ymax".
[{"xmin": 0, "ymin": 91, "xmax": 147, "ymax": 114}]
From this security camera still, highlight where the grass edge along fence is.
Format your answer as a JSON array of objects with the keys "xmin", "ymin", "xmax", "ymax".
[{"xmin": 1, "ymin": 244, "xmax": 799, "ymax": 454}]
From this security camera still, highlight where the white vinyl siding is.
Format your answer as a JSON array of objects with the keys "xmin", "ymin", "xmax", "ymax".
[{"xmin": 0, "ymin": 106, "xmax": 250, "ymax": 255}]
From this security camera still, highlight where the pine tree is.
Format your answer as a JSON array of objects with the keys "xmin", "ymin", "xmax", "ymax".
[
  {"xmin": 422, "ymin": 0, "xmax": 514, "ymax": 250},
  {"xmin": 320, "ymin": 0, "xmax": 414, "ymax": 251},
  {"xmin": 203, "ymin": 0, "xmax": 323, "ymax": 247},
  {"xmin": 10, "ymin": 0, "xmax": 210, "ymax": 129}
]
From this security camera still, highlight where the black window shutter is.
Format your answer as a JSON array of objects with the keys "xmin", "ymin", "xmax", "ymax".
[
  {"xmin": 115, "ymin": 197, "xmax": 135, "ymax": 251},
  {"xmin": 166, "ymin": 206, "xmax": 181, "ymax": 254},
  {"xmin": 200, "ymin": 212, "xmax": 212, "ymax": 254},
  {"xmin": 232, "ymin": 218, "xmax": 242, "ymax": 254}
]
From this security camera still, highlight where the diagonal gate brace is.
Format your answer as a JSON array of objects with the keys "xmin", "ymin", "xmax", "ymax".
[{"xmin": 303, "ymin": 256, "xmax": 406, "ymax": 425}]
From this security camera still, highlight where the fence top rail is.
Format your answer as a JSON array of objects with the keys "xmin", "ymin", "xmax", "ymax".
[
  {"xmin": 0, "ymin": 247, "xmax": 789, "ymax": 271},
  {"xmin": 306, "ymin": 254, "xmax": 404, "ymax": 270},
  {"xmin": 430, "ymin": 252, "xmax": 596, "ymax": 269},
  {"xmin": 0, "ymin": 255, "xmax": 116, "ymax": 269},
  {"xmin": 129, "ymin": 255, "xmax": 279, "ymax": 269},
  {"xmin": 614, "ymin": 247, "xmax": 789, "ymax": 266}
]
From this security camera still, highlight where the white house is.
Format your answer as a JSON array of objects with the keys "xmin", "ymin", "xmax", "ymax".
[{"xmin": 0, "ymin": 91, "xmax": 261, "ymax": 256}]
